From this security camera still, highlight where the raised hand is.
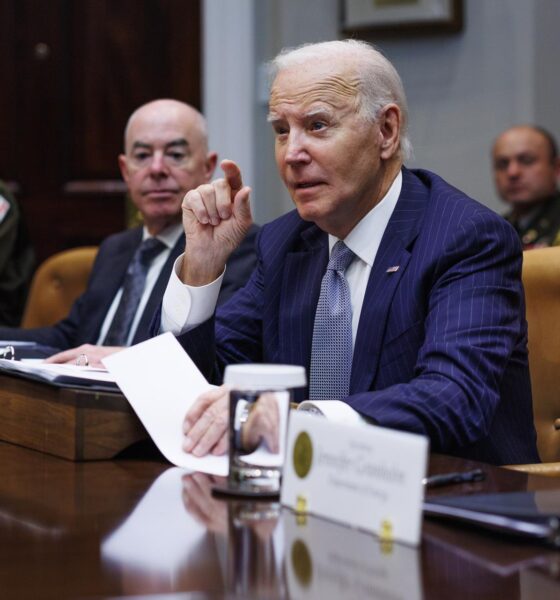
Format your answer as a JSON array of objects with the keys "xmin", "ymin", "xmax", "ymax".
[{"xmin": 180, "ymin": 159, "xmax": 253, "ymax": 286}]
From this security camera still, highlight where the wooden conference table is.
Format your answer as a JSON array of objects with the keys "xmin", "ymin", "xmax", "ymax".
[
  {"xmin": 1, "ymin": 372, "xmax": 560, "ymax": 598},
  {"xmin": 1, "ymin": 439, "xmax": 560, "ymax": 599}
]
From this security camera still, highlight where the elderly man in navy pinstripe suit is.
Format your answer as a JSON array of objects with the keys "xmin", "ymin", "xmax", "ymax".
[{"xmin": 160, "ymin": 40, "xmax": 539, "ymax": 465}]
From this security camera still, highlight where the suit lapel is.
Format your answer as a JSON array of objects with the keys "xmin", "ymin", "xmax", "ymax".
[
  {"xmin": 350, "ymin": 168, "xmax": 428, "ymax": 393},
  {"xmin": 278, "ymin": 225, "xmax": 328, "ymax": 368}
]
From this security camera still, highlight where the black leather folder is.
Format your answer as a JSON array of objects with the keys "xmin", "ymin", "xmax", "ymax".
[{"xmin": 424, "ymin": 490, "xmax": 560, "ymax": 547}]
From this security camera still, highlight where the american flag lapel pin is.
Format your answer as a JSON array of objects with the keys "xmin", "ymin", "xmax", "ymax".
[{"xmin": 386, "ymin": 265, "xmax": 400, "ymax": 273}]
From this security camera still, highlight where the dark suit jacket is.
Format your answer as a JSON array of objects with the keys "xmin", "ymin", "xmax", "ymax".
[
  {"xmin": 0, "ymin": 224, "xmax": 258, "ymax": 350},
  {"xmin": 179, "ymin": 168, "xmax": 539, "ymax": 465}
]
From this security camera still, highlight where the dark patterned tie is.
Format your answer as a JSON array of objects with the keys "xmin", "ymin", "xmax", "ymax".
[
  {"xmin": 309, "ymin": 240, "xmax": 355, "ymax": 400},
  {"xmin": 103, "ymin": 237, "xmax": 166, "ymax": 345}
]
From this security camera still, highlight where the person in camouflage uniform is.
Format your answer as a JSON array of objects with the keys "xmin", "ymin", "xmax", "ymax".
[
  {"xmin": 493, "ymin": 125, "xmax": 560, "ymax": 250},
  {"xmin": 0, "ymin": 180, "xmax": 34, "ymax": 325}
]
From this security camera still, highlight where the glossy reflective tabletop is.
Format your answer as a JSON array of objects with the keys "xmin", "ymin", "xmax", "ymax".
[{"xmin": 1, "ymin": 441, "xmax": 560, "ymax": 599}]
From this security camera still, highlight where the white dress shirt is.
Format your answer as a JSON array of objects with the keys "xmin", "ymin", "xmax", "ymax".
[
  {"xmin": 97, "ymin": 222, "xmax": 183, "ymax": 346},
  {"xmin": 161, "ymin": 171, "xmax": 402, "ymax": 344}
]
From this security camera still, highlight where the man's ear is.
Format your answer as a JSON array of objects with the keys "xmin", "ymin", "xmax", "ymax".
[
  {"xmin": 118, "ymin": 154, "xmax": 130, "ymax": 184},
  {"xmin": 378, "ymin": 104, "xmax": 401, "ymax": 160},
  {"xmin": 205, "ymin": 152, "xmax": 218, "ymax": 182}
]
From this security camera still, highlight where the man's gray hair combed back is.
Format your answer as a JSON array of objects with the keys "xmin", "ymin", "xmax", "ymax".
[{"xmin": 269, "ymin": 39, "xmax": 412, "ymax": 161}]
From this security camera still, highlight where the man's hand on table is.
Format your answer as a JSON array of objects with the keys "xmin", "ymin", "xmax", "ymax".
[{"xmin": 45, "ymin": 344, "xmax": 123, "ymax": 368}]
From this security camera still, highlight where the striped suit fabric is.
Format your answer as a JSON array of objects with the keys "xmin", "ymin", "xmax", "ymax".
[{"xmin": 180, "ymin": 167, "xmax": 539, "ymax": 465}]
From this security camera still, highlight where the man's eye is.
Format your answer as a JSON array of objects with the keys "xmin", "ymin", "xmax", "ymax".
[
  {"xmin": 133, "ymin": 152, "xmax": 151, "ymax": 161},
  {"xmin": 167, "ymin": 152, "xmax": 186, "ymax": 162},
  {"xmin": 518, "ymin": 155, "xmax": 536, "ymax": 166},
  {"xmin": 494, "ymin": 160, "xmax": 508, "ymax": 171},
  {"xmin": 273, "ymin": 125, "xmax": 288, "ymax": 136},
  {"xmin": 310, "ymin": 121, "xmax": 326, "ymax": 131}
]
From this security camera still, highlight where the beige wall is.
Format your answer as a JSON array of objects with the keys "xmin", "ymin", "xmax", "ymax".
[{"xmin": 204, "ymin": 0, "xmax": 560, "ymax": 224}]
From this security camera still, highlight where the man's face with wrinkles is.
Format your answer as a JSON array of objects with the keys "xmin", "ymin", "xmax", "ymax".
[{"xmin": 268, "ymin": 57, "xmax": 388, "ymax": 238}]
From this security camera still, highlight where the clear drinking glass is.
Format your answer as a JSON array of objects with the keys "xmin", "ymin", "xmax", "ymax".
[{"xmin": 224, "ymin": 364, "xmax": 306, "ymax": 496}]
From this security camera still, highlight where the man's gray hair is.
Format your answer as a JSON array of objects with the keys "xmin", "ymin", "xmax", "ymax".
[{"xmin": 269, "ymin": 39, "xmax": 412, "ymax": 160}]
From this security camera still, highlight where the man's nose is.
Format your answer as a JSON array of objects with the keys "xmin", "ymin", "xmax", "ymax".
[
  {"xmin": 284, "ymin": 132, "xmax": 310, "ymax": 165},
  {"xmin": 506, "ymin": 160, "xmax": 521, "ymax": 178},
  {"xmin": 149, "ymin": 151, "xmax": 169, "ymax": 175}
]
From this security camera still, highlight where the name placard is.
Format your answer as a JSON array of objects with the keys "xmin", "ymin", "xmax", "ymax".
[{"xmin": 281, "ymin": 411, "xmax": 428, "ymax": 546}]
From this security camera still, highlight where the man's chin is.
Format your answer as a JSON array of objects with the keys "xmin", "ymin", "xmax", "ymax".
[
  {"xmin": 292, "ymin": 196, "xmax": 325, "ymax": 219},
  {"xmin": 142, "ymin": 211, "xmax": 182, "ymax": 230},
  {"xmin": 143, "ymin": 198, "xmax": 182, "ymax": 217},
  {"xmin": 506, "ymin": 197, "xmax": 541, "ymax": 209},
  {"xmin": 294, "ymin": 205, "xmax": 322, "ymax": 226},
  {"xmin": 506, "ymin": 198, "xmax": 548, "ymax": 217}
]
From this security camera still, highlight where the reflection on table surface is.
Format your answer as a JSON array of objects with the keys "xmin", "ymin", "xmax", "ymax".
[{"xmin": 1, "ymin": 440, "xmax": 560, "ymax": 599}]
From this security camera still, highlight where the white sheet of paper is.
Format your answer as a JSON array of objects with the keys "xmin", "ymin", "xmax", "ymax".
[{"xmin": 103, "ymin": 332, "xmax": 228, "ymax": 476}]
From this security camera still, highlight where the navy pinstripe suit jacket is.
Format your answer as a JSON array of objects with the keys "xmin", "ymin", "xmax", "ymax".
[{"xmin": 180, "ymin": 168, "xmax": 539, "ymax": 465}]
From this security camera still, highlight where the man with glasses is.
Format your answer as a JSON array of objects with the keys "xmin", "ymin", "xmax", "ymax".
[{"xmin": 0, "ymin": 99, "xmax": 258, "ymax": 365}]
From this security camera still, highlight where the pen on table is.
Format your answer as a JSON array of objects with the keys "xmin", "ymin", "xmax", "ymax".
[{"xmin": 423, "ymin": 468, "xmax": 485, "ymax": 489}]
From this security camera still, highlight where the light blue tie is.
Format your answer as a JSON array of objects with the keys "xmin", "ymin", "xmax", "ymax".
[
  {"xmin": 103, "ymin": 237, "xmax": 165, "ymax": 346},
  {"xmin": 309, "ymin": 240, "xmax": 355, "ymax": 400}
]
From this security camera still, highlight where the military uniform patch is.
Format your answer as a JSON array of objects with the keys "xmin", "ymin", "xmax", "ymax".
[{"xmin": 0, "ymin": 194, "xmax": 10, "ymax": 224}]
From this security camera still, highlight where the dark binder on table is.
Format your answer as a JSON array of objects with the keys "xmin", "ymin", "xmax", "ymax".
[
  {"xmin": 0, "ymin": 341, "xmax": 61, "ymax": 359},
  {"xmin": 424, "ymin": 490, "xmax": 560, "ymax": 547},
  {"xmin": 0, "ymin": 357, "xmax": 120, "ymax": 392}
]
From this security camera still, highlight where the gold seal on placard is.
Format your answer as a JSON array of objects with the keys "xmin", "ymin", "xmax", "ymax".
[
  {"xmin": 293, "ymin": 431, "xmax": 313, "ymax": 478},
  {"xmin": 291, "ymin": 539, "xmax": 313, "ymax": 587},
  {"xmin": 379, "ymin": 519, "xmax": 394, "ymax": 555}
]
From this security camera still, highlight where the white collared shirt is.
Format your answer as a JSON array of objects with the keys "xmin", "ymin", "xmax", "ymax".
[
  {"xmin": 331, "ymin": 171, "xmax": 402, "ymax": 344},
  {"xmin": 98, "ymin": 222, "xmax": 183, "ymax": 346},
  {"xmin": 161, "ymin": 171, "xmax": 402, "ymax": 345}
]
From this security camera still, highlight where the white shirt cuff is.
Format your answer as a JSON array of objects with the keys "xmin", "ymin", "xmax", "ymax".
[{"xmin": 161, "ymin": 254, "xmax": 224, "ymax": 335}]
